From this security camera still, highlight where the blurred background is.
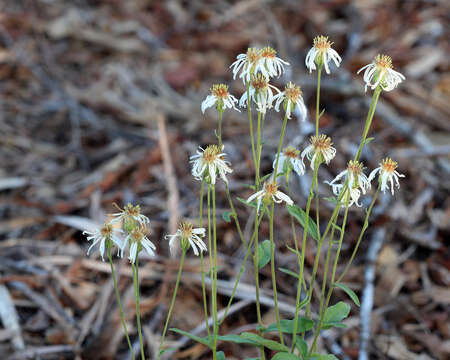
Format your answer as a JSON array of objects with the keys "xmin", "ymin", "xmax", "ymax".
[{"xmin": 0, "ymin": 0, "xmax": 449, "ymax": 359}]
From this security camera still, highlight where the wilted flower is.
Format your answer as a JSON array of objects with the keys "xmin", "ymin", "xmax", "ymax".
[
  {"xmin": 125, "ymin": 226, "xmax": 155, "ymax": 264},
  {"xmin": 239, "ymin": 73, "xmax": 280, "ymax": 114},
  {"xmin": 305, "ymin": 35, "xmax": 342, "ymax": 74},
  {"xmin": 190, "ymin": 144, "xmax": 232, "ymax": 184},
  {"xmin": 110, "ymin": 203, "xmax": 150, "ymax": 232},
  {"xmin": 325, "ymin": 160, "xmax": 371, "ymax": 207},
  {"xmin": 273, "ymin": 82, "xmax": 307, "ymax": 120},
  {"xmin": 230, "ymin": 47, "xmax": 261, "ymax": 82},
  {"xmin": 273, "ymin": 146, "xmax": 305, "ymax": 178},
  {"xmin": 301, "ymin": 134, "xmax": 336, "ymax": 170},
  {"xmin": 255, "ymin": 46, "xmax": 289, "ymax": 79},
  {"xmin": 247, "ymin": 180, "xmax": 293, "ymax": 213},
  {"xmin": 165, "ymin": 221, "xmax": 207, "ymax": 256},
  {"xmin": 201, "ymin": 84, "xmax": 239, "ymax": 113},
  {"xmin": 368, "ymin": 157, "xmax": 405, "ymax": 195},
  {"xmin": 357, "ymin": 54, "xmax": 405, "ymax": 92},
  {"xmin": 83, "ymin": 223, "xmax": 123, "ymax": 261}
]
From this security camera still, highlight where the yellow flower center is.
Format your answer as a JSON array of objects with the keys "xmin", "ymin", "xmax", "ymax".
[
  {"xmin": 251, "ymin": 74, "xmax": 268, "ymax": 91},
  {"xmin": 381, "ymin": 158, "xmax": 397, "ymax": 173},
  {"xmin": 311, "ymin": 134, "xmax": 332, "ymax": 152},
  {"xmin": 179, "ymin": 221, "xmax": 193, "ymax": 239},
  {"xmin": 260, "ymin": 46, "xmax": 276, "ymax": 59},
  {"xmin": 264, "ymin": 181, "xmax": 279, "ymax": 198},
  {"xmin": 203, "ymin": 145, "xmax": 221, "ymax": 164},
  {"xmin": 211, "ymin": 84, "xmax": 229, "ymax": 99},
  {"xmin": 375, "ymin": 54, "xmax": 393, "ymax": 70},
  {"xmin": 100, "ymin": 223, "xmax": 114, "ymax": 237},
  {"xmin": 247, "ymin": 48, "xmax": 261, "ymax": 63},
  {"xmin": 314, "ymin": 35, "xmax": 332, "ymax": 52},
  {"xmin": 283, "ymin": 146, "xmax": 299, "ymax": 159},
  {"xmin": 123, "ymin": 203, "xmax": 141, "ymax": 217},
  {"xmin": 347, "ymin": 160, "xmax": 364, "ymax": 176},
  {"xmin": 130, "ymin": 227, "xmax": 146, "ymax": 242},
  {"xmin": 284, "ymin": 82, "xmax": 302, "ymax": 102}
]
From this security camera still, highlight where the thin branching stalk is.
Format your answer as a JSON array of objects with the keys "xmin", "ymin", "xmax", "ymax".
[
  {"xmin": 318, "ymin": 222, "xmax": 336, "ymax": 319},
  {"xmin": 246, "ymin": 82, "xmax": 257, "ymax": 170},
  {"xmin": 212, "ymin": 184, "xmax": 219, "ymax": 359},
  {"xmin": 217, "ymin": 111, "xmax": 223, "ymax": 148},
  {"xmin": 157, "ymin": 249, "xmax": 186, "ymax": 359},
  {"xmin": 224, "ymin": 183, "xmax": 246, "ymax": 248},
  {"xmin": 107, "ymin": 248, "xmax": 134, "ymax": 358},
  {"xmin": 315, "ymin": 65, "xmax": 323, "ymax": 136},
  {"xmin": 132, "ymin": 258, "xmax": 145, "ymax": 360}
]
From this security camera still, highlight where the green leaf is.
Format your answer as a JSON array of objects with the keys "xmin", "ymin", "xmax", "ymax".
[
  {"xmin": 279, "ymin": 267, "xmax": 299, "ymax": 279},
  {"xmin": 217, "ymin": 351, "xmax": 226, "ymax": 360},
  {"xmin": 322, "ymin": 301, "xmax": 351, "ymax": 330},
  {"xmin": 318, "ymin": 108, "xmax": 326, "ymax": 119},
  {"xmin": 285, "ymin": 245, "xmax": 300, "ymax": 256},
  {"xmin": 287, "ymin": 205, "xmax": 319, "ymax": 241},
  {"xmin": 240, "ymin": 332, "xmax": 289, "ymax": 352},
  {"xmin": 245, "ymin": 358, "xmax": 260, "ymax": 360},
  {"xmin": 237, "ymin": 197, "xmax": 257, "ymax": 209},
  {"xmin": 170, "ymin": 328, "xmax": 211, "ymax": 348},
  {"xmin": 334, "ymin": 283, "xmax": 360, "ymax": 307},
  {"xmin": 295, "ymin": 338, "xmax": 308, "ymax": 358},
  {"xmin": 324, "ymin": 196, "xmax": 340, "ymax": 205},
  {"xmin": 271, "ymin": 353, "xmax": 301, "ymax": 360},
  {"xmin": 158, "ymin": 348, "xmax": 176, "ymax": 355},
  {"xmin": 222, "ymin": 211, "xmax": 233, "ymax": 223},
  {"xmin": 261, "ymin": 173, "xmax": 273, "ymax": 183},
  {"xmin": 363, "ymin": 137, "xmax": 374, "ymax": 145},
  {"xmin": 257, "ymin": 240, "xmax": 271, "ymax": 269},
  {"xmin": 297, "ymin": 295, "xmax": 311, "ymax": 310},
  {"xmin": 262, "ymin": 317, "xmax": 314, "ymax": 334},
  {"xmin": 310, "ymin": 354, "xmax": 338, "ymax": 360},
  {"xmin": 331, "ymin": 223, "xmax": 342, "ymax": 233},
  {"xmin": 242, "ymin": 183, "xmax": 257, "ymax": 190},
  {"xmin": 217, "ymin": 334, "xmax": 259, "ymax": 346}
]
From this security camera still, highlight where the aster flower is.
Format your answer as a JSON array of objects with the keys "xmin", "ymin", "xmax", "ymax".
[
  {"xmin": 230, "ymin": 47, "xmax": 261, "ymax": 82},
  {"xmin": 305, "ymin": 35, "xmax": 342, "ymax": 74},
  {"xmin": 301, "ymin": 134, "xmax": 336, "ymax": 170},
  {"xmin": 83, "ymin": 223, "xmax": 124, "ymax": 261},
  {"xmin": 247, "ymin": 180, "xmax": 293, "ymax": 213},
  {"xmin": 254, "ymin": 46, "xmax": 289, "ymax": 79},
  {"xmin": 273, "ymin": 146, "xmax": 305, "ymax": 178},
  {"xmin": 325, "ymin": 160, "xmax": 371, "ymax": 207},
  {"xmin": 201, "ymin": 84, "xmax": 239, "ymax": 113},
  {"xmin": 110, "ymin": 203, "xmax": 150, "ymax": 233},
  {"xmin": 190, "ymin": 144, "xmax": 232, "ymax": 184},
  {"xmin": 165, "ymin": 221, "xmax": 207, "ymax": 256},
  {"xmin": 357, "ymin": 54, "xmax": 405, "ymax": 92},
  {"xmin": 273, "ymin": 82, "xmax": 307, "ymax": 120},
  {"xmin": 239, "ymin": 73, "xmax": 280, "ymax": 114},
  {"xmin": 368, "ymin": 157, "xmax": 405, "ymax": 195},
  {"xmin": 125, "ymin": 226, "xmax": 156, "ymax": 264}
]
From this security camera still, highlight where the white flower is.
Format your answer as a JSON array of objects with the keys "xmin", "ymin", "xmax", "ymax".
[
  {"xmin": 273, "ymin": 82, "xmax": 307, "ymax": 120},
  {"xmin": 247, "ymin": 181, "xmax": 293, "ymax": 213},
  {"xmin": 110, "ymin": 203, "xmax": 150, "ymax": 229},
  {"xmin": 273, "ymin": 146, "xmax": 305, "ymax": 178},
  {"xmin": 301, "ymin": 134, "xmax": 336, "ymax": 170},
  {"xmin": 254, "ymin": 46, "xmax": 289, "ymax": 79},
  {"xmin": 230, "ymin": 48, "xmax": 261, "ymax": 82},
  {"xmin": 165, "ymin": 221, "xmax": 207, "ymax": 256},
  {"xmin": 201, "ymin": 84, "xmax": 239, "ymax": 113},
  {"xmin": 239, "ymin": 74, "xmax": 280, "ymax": 114},
  {"xmin": 305, "ymin": 35, "xmax": 342, "ymax": 74},
  {"xmin": 190, "ymin": 144, "xmax": 232, "ymax": 184},
  {"xmin": 368, "ymin": 157, "xmax": 405, "ymax": 195},
  {"xmin": 325, "ymin": 160, "xmax": 371, "ymax": 207},
  {"xmin": 83, "ymin": 223, "xmax": 124, "ymax": 261},
  {"xmin": 125, "ymin": 226, "xmax": 155, "ymax": 264},
  {"xmin": 357, "ymin": 54, "xmax": 405, "ymax": 92}
]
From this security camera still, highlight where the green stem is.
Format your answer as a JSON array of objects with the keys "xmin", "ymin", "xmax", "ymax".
[
  {"xmin": 107, "ymin": 248, "xmax": 134, "ymax": 358},
  {"xmin": 207, "ymin": 184, "xmax": 215, "ymax": 359},
  {"xmin": 199, "ymin": 178, "xmax": 210, "ymax": 338},
  {"xmin": 315, "ymin": 65, "xmax": 323, "ymax": 137},
  {"xmin": 212, "ymin": 184, "xmax": 218, "ymax": 360},
  {"xmin": 132, "ymin": 258, "xmax": 145, "ymax": 360},
  {"xmin": 273, "ymin": 112, "xmax": 289, "ymax": 182},
  {"xmin": 354, "ymin": 88, "xmax": 381, "ymax": 162},
  {"xmin": 224, "ymin": 183, "xmax": 246, "ymax": 248},
  {"xmin": 157, "ymin": 250, "xmax": 186, "ymax": 359},
  {"xmin": 217, "ymin": 111, "xmax": 223, "ymax": 148},
  {"xmin": 247, "ymin": 83, "xmax": 257, "ymax": 170},
  {"xmin": 318, "ymin": 222, "xmax": 336, "ymax": 320},
  {"xmin": 255, "ymin": 111, "xmax": 262, "ymax": 185}
]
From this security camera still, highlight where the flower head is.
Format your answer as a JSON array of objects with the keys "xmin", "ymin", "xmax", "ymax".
[
  {"xmin": 305, "ymin": 35, "xmax": 342, "ymax": 74},
  {"xmin": 301, "ymin": 134, "xmax": 336, "ymax": 170},
  {"xmin": 357, "ymin": 54, "xmax": 405, "ymax": 92},
  {"xmin": 110, "ymin": 203, "xmax": 150, "ymax": 233},
  {"xmin": 230, "ymin": 48, "xmax": 261, "ymax": 82},
  {"xmin": 247, "ymin": 180, "xmax": 293, "ymax": 213},
  {"xmin": 273, "ymin": 146, "xmax": 305, "ymax": 178},
  {"xmin": 325, "ymin": 160, "xmax": 371, "ymax": 207},
  {"xmin": 190, "ymin": 144, "xmax": 232, "ymax": 184},
  {"xmin": 255, "ymin": 46, "xmax": 289, "ymax": 79},
  {"xmin": 201, "ymin": 84, "xmax": 239, "ymax": 113},
  {"xmin": 165, "ymin": 221, "xmax": 207, "ymax": 256},
  {"xmin": 83, "ymin": 223, "xmax": 123, "ymax": 261},
  {"xmin": 368, "ymin": 157, "xmax": 405, "ymax": 195},
  {"xmin": 125, "ymin": 225, "xmax": 155, "ymax": 264},
  {"xmin": 273, "ymin": 82, "xmax": 307, "ymax": 120},
  {"xmin": 239, "ymin": 73, "xmax": 280, "ymax": 114}
]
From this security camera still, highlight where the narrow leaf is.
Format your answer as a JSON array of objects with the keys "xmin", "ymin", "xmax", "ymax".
[
  {"xmin": 170, "ymin": 328, "xmax": 211, "ymax": 348},
  {"xmin": 295, "ymin": 338, "xmax": 308, "ymax": 358},
  {"xmin": 217, "ymin": 334, "xmax": 259, "ymax": 346},
  {"xmin": 271, "ymin": 353, "xmax": 301, "ymax": 360},
  {"xmin": 287, "ymin": 205, "xmax": 319, "ymax": 241},
  {"xmin": 310, "ymin": 354, "xmax": 338, "ymax": 360},
  {"xmin": 262, "ymin": 317, "xmax": 314, "ymax": 334},
  {"xmin": 279, "ymin": 267, "xmax": 299, "ymax": 279},
  {"xmin": 334, "ymin": 283, "xmax": 360, "ymax": 307},
  {"xmin": 257, "ymin": 240, "xmax": 271, "ymax": 269},
  {"xmin": 222, "ymin": 211, "xmax": 233, "ymax": 223},
  {"xmin": 217, "ymin": 351, "xmax": 226, "ymax": 360},
  {"xmin": 322, "ymin": 301, "xmax": 351, "ymax": 329},
  {"xmin": 240, "ymin": 332, "xmax": 289, "ymax": 352},
  {"xmin": 237, "ymin": 197, "xmax": 257, "ymax": 209}
]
